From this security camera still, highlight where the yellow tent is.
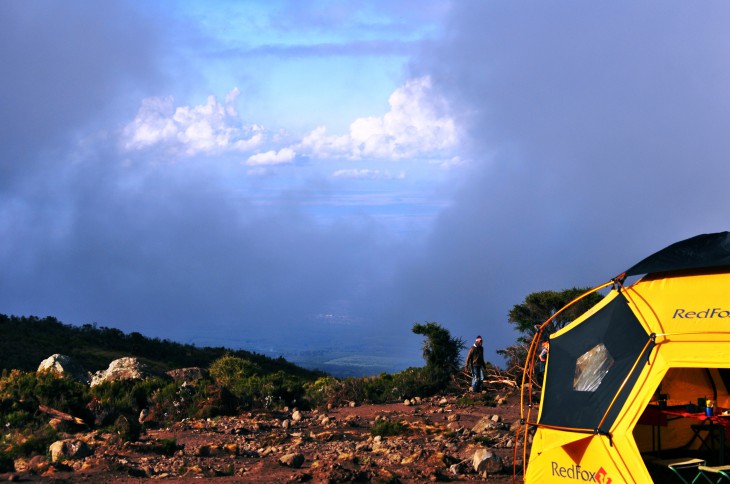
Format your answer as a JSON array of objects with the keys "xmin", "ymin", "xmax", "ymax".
[{"xmin": 520, "ymin": 232, "xmax": 730, "ymax": 483}]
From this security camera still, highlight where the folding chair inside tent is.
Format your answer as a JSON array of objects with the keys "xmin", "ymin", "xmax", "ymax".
[
  {"xmin": 694, "ymin": 464, "xmax": 730, "ymax": 483},
  {"xmin": 645, "ymin": 457, "xmax": 705, "ymax": 484}
]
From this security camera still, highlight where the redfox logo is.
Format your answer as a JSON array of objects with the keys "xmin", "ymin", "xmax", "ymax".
[
  {"xmin": 673, "ymin": 308, "xmax": 730, "ymax": 319},
  {"xmin": 595, "ymin": 467, "xmax": 612, "ymax": 484},
  {"xmin": 550, "ymin": 462, "xmax": 613, "ymax": 483}
]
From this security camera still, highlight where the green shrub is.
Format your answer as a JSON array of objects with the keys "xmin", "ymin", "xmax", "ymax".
[
  {"xmin": 259, "ymin": 371, "xmax": 303, "ymax": 409},
  {"xmin": 473, "ymin": 435, "xmax": 494, "ymax": 446},
  {"xmin": 371, "ymin": 418, "xmax": 407, "ymax": 437},
  {"xmin": 390, "ymin": 367, "xmax": 449, "ymax": 400},
  {"xmin": 88, "ymin": 377, "xmax": 168, "ymax": 430},
  {"xmin": 326, "ymin": 366, "xmax": 455, "ymax": 406},
  {"xmin": 456, "ymin": 392, "xmax": 496, "ymax": 407},
  {"xmin": 156, "ymin": 438, "xmax": 179, "ymax": 456},
  {"xmin": 1, "ymin": 425, "xmax": 58, "ymax": 459},
  {"xmin": 113, "ymin": 414, "xmax": 142, "ymax": 442},
  {"xmin": 17, "ymin": 425, "xmax": 59, "ymax": 456},
  {"xmin": 191, "ymin": 384, "xmax": 238, "ymax": 419},
  {"xmin": 0, "ymin": 370, "xmax": 90, "ymax": 430},
  {"xmin": 208, "ymin": 356, "xmax": 308, "ymax": 410},
  {"xmin": 304, "ymin": 376, "xmax": 342, "ymax": 408},
  {"xmin": 209, "ymin": 355, "xmax": 261, "ymax": 388}
]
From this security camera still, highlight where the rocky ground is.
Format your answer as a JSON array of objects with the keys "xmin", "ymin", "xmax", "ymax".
[{"xmin": 2, "ymin": 389, "xmax": 530, "ymax": 483}]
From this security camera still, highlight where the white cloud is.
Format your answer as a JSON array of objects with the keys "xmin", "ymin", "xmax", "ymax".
[
  {"xmin": 122, "ymin": 88, "xmax": 264, "ymax": 156},
  {"xmin": 245, "ymin": 147, "xmax": 296, "ymax": 166},
  {"xmin": 332, "ymin": 169, "xmax": 406, "ymax": 180},
  {"xmin": 298, "ymin": 76, "xmax": 459, "ymax": 160},
  {"xmin": 122, "ymin": 77, "xmax": 459, "ymax": 174}
]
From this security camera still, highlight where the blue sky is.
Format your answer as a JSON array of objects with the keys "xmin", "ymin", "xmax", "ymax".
[{"xmin": 2, "ymin": 1, "xmax": 730, "ymax": 373}]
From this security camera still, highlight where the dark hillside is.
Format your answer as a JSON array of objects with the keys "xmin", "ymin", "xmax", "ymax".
[{"xmin": 0, "ymin": 313, "xmax": 323, "ymax": 378}]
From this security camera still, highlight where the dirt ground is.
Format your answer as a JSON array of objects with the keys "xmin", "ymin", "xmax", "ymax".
[{"xmin": 1, "ymin": 389, "xmax": 528, "ymax": 483}]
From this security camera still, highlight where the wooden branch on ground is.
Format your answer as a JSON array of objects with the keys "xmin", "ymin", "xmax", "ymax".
[
  {"xmin": 38, "ymin": 404, "xmax": 88, "ymax": 427},
  {"xmin": 483, "ymin": 367, "xmax": 518, "ymax": 390}
]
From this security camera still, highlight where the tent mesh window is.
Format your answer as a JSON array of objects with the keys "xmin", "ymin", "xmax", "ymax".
[
  {"xmin": 539, "ymin": 293, "xmax": 652, "ymax": 432},
  {"xmin": 573, "ymin": 343, "xmax": 615, "ymax": 392}
]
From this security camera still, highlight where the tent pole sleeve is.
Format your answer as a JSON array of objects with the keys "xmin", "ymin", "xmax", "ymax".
[{"xmin": 596, "ymin": 336, "xmax": 655, "ymax": 431}]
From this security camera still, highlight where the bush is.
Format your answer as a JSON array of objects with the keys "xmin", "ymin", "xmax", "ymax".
[
  {"xmin": 304, "ymin": 376, "xmax": 342, "ymax": 408},
  {"xmin": 209, "ymin": 355, "xmax": 261, "ymax": 389},
  {"xmin": 89, "ymin": 378, "xmax": 167, "ymax": 427},
  {"xmin": 412, "ymin": 322, "xmax": 465, "ymax": 390},
  {"xmin": 208, "ymin": 355, "xmax": 308, "ymax": 410},
  {"xmin": 0, "ymin": 370, "xmax": 90, "ymax": 431},
  {"xmin": 371, "ymin": 418, "xmax": 407, "ymax": 437},
  {"xmin": 260, "ymin": 371, "xmax": 304, "ymax": 409},
  {"xmin": 455, "ymin": 392, "xmax": 496, "ymax": 407},
  {"xmin": 390, "ymin": 367, "xmax": 451, "ymax": 399},
  {"xmin": 113, "ymin": 414, "xmax": 142, "ymax": 442},
  {"xmin": 191, "ymin": 384, "xmax": 238, "ymax": 419},
  {"xmin": 156, "ymin": 438, "xmax": 179, "ymax": 456},
  {"xmin": 1, "ymin": 425, "xmax": 58, "ymax": 459}
]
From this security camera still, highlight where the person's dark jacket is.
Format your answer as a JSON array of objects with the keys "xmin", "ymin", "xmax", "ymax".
[{"xmin": 465, "ymin": 343, "xmax": 485, "ymax": 369}]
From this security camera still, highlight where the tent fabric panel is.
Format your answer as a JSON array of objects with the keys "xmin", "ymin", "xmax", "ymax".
[
  {"xmin": 627, "ymin": 270, "xmax": 730, "ymax": 335},
  {"xmin": 623, "ymin": 231, "xmax": 730, "ymax": 277},
  {"xmin": 525, "ymin": 428, "xmax": 652, "ymax": 483},
  {"xmin": 539, "ymin": 293, "xmax": 651, "ymax": 432}
]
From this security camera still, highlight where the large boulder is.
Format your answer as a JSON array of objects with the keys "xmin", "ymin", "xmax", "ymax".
[
  {"xmin": 473, "ymin": 448, "xmax": 504, "ymax": 475},
  {"xmin": 49, "ymin": 439, "xmax": 92, "ymax": 462},
  {"xmin": 37, "ymin": 354, "xmax": 89, "ymax": 383},
  {"xmin": 90, "ymin": 357, "xmax": 149, "ymax": 387}
]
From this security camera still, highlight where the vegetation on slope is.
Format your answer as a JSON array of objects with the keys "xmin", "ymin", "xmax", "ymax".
[{"xmin": 0, "ymin": 313, "xmax": 318, "ymax": 377}]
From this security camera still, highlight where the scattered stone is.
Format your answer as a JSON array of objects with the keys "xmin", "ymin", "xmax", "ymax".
[
  {"xmin": 355, "ymin": 442, "xmax": 371, "ymax": 452},
  {"xmin": 49, "ymin": 439, "xmax": 92, "ymax": 462},
  {"xmin": 193, "ymin": 444, "xmax": 211, "ymax": 457},
  {"xmin": 279, "ymin": 452, "xmax": 305, "ymax": 468},
  {"xmin": 472, "ymin": 416, "xmax": 499, "ymax": 433},
  {"xmin": 450, "ymin": 461, "xmax": 466, "ymax": 475},
  {"xmin": 5, "ymin": 382, "xmax": 521, "ymax": 482},
  {"xmin": 446, "ymin": 422, "xmax": 462, "ymax": 431},
  {"xmin": 473, "ymin": 448, "xmax": 504, "ymax": 475}
]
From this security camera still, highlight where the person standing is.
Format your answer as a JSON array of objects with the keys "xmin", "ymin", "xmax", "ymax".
[
  {"xmin": 465, "ymin": 335, "xmax": 486, "ymax": 392},
  {"xmin": 537, "ymin": 340, "xmax": 550, "ymax": 374}
]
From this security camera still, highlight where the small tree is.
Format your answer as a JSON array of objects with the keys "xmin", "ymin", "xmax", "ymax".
[
  {"xmin": 498, "ymin": 287, "xmax": 603, "ymax": 371},
  {"xmin": 412, "ymin": 322, "xmax": 465, "ymax": 389}
]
